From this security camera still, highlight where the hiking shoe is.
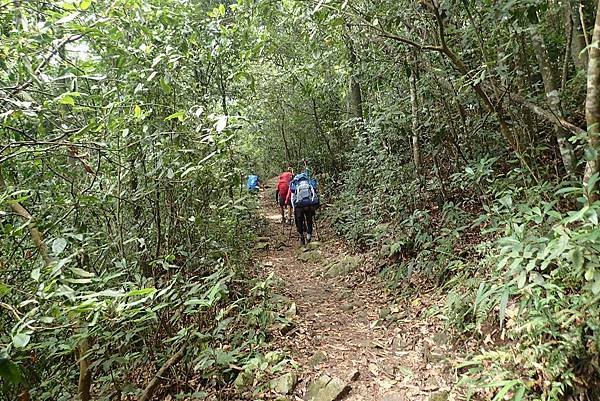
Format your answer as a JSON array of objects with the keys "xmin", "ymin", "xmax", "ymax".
[
  {"xmin": 306, "ymin": 234, "xmax": 312, "ymax": 244},
  {"xmin": 299, "ymin": 236, "xmax": 306, "ymax": 246}
]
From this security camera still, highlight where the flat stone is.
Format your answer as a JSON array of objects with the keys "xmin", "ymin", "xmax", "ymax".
[
  {"xmin": 429, "ymin": 391, "xmax": 449, "ymax": 401},
  {"xmin": 306, "ymin": 374, "xmax": 350, "ymax": 401},
  {"xmin": 433, "ymin": 331, "xmax": 449, "ymax": 346},
  {"xmin": 233, "ymin": 370, "xmax": 253, "ymax": 388},
  {"xmin": 340, "ymin": 304, "xmax": 354, "ymax": 312},
  {"xmin": 324, "ymin": 255, "xmax": 361, "ymax": 278},
  {"xmin": 379, "ymin": 307, "xmax": 391, "ymax": 319},
  {"xmin": 297, "ymin": 250, "xmax": 322, "ymax": 263},
  {"xmin": 308, "ymin": 350, "xmax": 327, "ymax": 367},
  {"xmin": 269, "ymin": 372, "xmax": 298, "ymax": 395},
  {"xmin": 347, "ymin": 369, "xmax": 360, "ymax": 382},
  {"xmin": 255, "ymin": 242, "xmax": 269, "ymax": 250},
  {"xmin": 307, "ymin": 241, "xmax": 322, "ymax": 250}
]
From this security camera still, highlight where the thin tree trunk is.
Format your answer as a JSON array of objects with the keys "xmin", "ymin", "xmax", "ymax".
[
  {"xmin": 138, "ymin": 344, "xmax": 188, "ymax": 401},
  {"xmin": 583, "ymin": 3, "xmax": 600, "ymax": 199},
  {"xmin": 567, "ymin": 1, "xmax": 589, "ymax": 71},
  {"xmin": 409, "ymin": 67, "xmax": 421, "ymax": 176},
  {"xmin": 280, "ymin": 121, "xmax": 291, "ymax": 163},
  {"xmin": 345, "ymin": 34, "xmax": 364, "ymax": 121},
  {"xmin": 531, "ymin": 28, "xmax": 576, "ymax": 174},
  {"xmin": 78, "ymin": 336, "xmax": 92, "ymax": 401}
]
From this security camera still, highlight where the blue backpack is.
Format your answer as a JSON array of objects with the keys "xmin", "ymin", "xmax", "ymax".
[
  {"xmin": 247, "ymin": 175, "xmax": 259, "ymax": 191},
  {"xmin": 293, "ymin": 176, "xmax": 319, "ymax": 208}
]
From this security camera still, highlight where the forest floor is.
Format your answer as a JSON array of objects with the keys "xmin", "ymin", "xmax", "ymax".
[{"xmin": 255, "ymin": 179, "xmax": 459, "ymax": 401}]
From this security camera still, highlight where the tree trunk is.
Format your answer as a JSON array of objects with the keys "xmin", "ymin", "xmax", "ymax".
[
  {"xmin": 583, "ymin": 3, "xmax": 600, "ymax": 199},
  {"xmin": 280, "ymin": 120, "xmax": 291, "ymax": 164},
  {"xmin": 78, "ymin": 336, "xmax": 92, "ymax": 401},
  {"xmin": 567, "ymin": 0, "xmax": 589, "ymax": 71},
  {"xmin": 409, "ymin": 67, "xmax": 421, "ymax": 176},
  {"xmin": 346, "ymin": 35, "xmax": 364, "ymax": 121},
  {"xmin": 531, "ymin": 28, "xmax": 576, "ymax": 175}
]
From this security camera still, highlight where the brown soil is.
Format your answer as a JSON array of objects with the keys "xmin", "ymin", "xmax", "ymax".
[{"xmin": 256, "ymin": 180, "xmax": 457, "ymax": 401}]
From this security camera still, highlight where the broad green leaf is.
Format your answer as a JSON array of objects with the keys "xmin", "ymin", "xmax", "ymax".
[
  {"xmin": 55, "ymin": 12, "xmax": 79, "ymax": 25},
  {"xmin": 127, "ymin": 288, "xmax": 156, "ymax": 297},
  {"xmin": 585, "ymin": 267, "xmax": 595, "ymax": 281},
  {"xmin": 12, "ymin": 332, "xmax": 31, "ymax": 348},
  {"xmin": 215, "ymin": 116, "xmax": 227, "ymax": 132},
  {"xmin": 70, "ymin": 267, "xmax": 95, "ymax": 278},
  {"xmin": 165, "ymin": 111, "xmax": 185, "ymax": 121},
  {"xmin": 80, "ymin": 0, "xmax": 92, "ymax": 10},
  {"xmin": 60, "ymin": 95, "xmax": 75, "ymax": 106},
  {"xmin": 52, "ymin": 238, "xmax": 68, "ymax": 255},
  {"xmin": 134, "ymin": 105, "xmax": 142, "ymax": 119},
  {"xmin": 517, "ymin": 270, "xmax": 527, "ymax": 289}
]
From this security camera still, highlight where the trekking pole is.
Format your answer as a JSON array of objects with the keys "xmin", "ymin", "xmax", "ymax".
[
  {"xmin": 287, "ymin": 211, "xmax": 294, "ymax": 245},
  {"xmin": 313, "ymin": 214, "xmax": 320, "ymax": 241}
]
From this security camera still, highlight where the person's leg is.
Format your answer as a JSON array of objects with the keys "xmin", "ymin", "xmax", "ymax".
[
  {"xmin": 305, "ymin": 210, "xmax": 314, "ymax": 243},
  {"xmin": 294, "ymin": 207, "xmax": 305, "ymax": 245}
]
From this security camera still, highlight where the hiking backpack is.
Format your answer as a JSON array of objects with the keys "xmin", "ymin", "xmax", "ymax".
[
  {"xmin": 293, "ymin": 179, "xmax": 319, "ymax": 208},
  {"xmin": 247, "ymin": 175, "xmax": 259, "ymax": 191}
]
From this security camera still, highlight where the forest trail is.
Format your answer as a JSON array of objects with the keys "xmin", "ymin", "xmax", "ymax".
[{"xmin": 255, "ymin": 179, "xmax": 457, "ymax": 401}]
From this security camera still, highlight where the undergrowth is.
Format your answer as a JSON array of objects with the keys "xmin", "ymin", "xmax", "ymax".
[{"xmin": 327, "ymin": 154, "xmax": 600, "ymax": 400}]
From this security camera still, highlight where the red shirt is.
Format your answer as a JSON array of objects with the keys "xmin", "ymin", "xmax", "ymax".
[{"xmin": 277, "ymin": 172, "xmax": 293, "ymax": 200}]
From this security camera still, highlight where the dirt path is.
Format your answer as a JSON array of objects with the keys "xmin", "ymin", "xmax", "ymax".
[{"xmin": 256, "ymin": 180, "xmax": 457, "ymax": 401}]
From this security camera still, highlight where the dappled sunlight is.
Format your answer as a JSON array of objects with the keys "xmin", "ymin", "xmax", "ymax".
[{"xmin": 266, "ymin": 212, "xmax": 283, "ymax": 221}]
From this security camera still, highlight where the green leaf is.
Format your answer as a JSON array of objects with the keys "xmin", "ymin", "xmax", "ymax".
[
  {"xmin": 215, "ymin": 116, "xmax": 227, "ymax": 132},
  {"xmin": 127, "ymin": 288, "xmax": 156, "ymax": 297},
  {"xmin": 12, "ymin": 332, "xmax": 31, "ymax": 348},
  {"xmin": 70, "ymin": 267, "xmax": 95, "ymax": 278},
  {"xmin": 585, "ymin": 267, "xmax": 595, "ymax": 281},
  {"xmin": 517, "ymin": 270, "xmax": 527, "ymax": 289},
  {"xmin": 134, "ymin": 104, "xmax": 142, "ymax": 119},
  {"xmin": 52, "ymin": 238, "xmax": 68, "ymax": 255},
  {"xmin": 55, "ymin": 12, "xmax": 79, "ymax": 25},
  {"xmin": 498, "ymin": 289, "xmax": 509, "ymax": 329},
  {"xmin": 59, "ymin": 95, "xmax": 75, "ymax": 106},
  {"xmin": 80, "ymin": 0, "xmax": 92, "ymax": 10},
  {"xmin": 31, "ymin": 267, "xmax": 41, "ymax": 281},
  {"xmin": 165, "ymin": 111, "xmax": 185, "ymax": 121},
  {"xmin": 593, "ymin": 272, "xmax": 600, "ymax": 295},
  {"xmin": 570, "ymin": 247, "xmax": 584, "ymax": 270}
]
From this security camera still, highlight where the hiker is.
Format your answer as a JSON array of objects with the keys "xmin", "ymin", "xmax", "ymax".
[
  {"xmin": 247, "ymin": 173, "xmax": 261, "ymax": 193},
  {"xmin": 288, "ymin": 172, "xmax": 319, "ymax": 245},
  {"xmin": 276, "ymin": 165, "xmax": 294, "ymax": 224}
]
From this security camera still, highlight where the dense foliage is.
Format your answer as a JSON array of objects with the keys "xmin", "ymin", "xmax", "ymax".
[{"xmin": 2, "ymin": 0, "xmax": 600, "ymax": 400}]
